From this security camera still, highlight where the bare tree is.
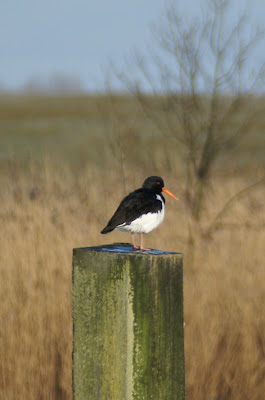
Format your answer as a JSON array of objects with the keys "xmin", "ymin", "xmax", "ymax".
[{"xmin": 112, "ymin": 0, "xmax": 265, "ymax": 245}]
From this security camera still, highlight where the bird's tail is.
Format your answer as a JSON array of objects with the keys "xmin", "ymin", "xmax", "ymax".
[{"xmin": 101, "ymin": 225, "xmax": 114, "ymax": 234}]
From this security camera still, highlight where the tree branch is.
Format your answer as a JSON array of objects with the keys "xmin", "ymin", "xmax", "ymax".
[{"xmin": 206, "ymin": 176, "xmax": 265, "ymax": 235}]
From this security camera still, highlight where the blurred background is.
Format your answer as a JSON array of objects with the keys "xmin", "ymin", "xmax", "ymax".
[{"xmin": 1, "ymin": 1, "xmax": 265, "ymax": 399}]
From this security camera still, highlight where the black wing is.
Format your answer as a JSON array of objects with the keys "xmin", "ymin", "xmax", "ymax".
[{"xmin": 101, "ymin": 188, "xmax": 164, "ymax": 233}]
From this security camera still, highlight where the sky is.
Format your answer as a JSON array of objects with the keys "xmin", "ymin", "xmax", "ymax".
[{"xmin": 1, "ymin": 0, "xmax": 264, "ymax": 92}]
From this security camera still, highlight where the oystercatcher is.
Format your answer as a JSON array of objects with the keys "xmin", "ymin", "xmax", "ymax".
[{"xmin": 101, "ymin": 176, "xmax": 178, "ymax": 251}]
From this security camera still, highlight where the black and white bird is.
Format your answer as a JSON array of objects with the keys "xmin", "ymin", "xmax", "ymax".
[{"xmin": 101, "ymin": 176, "xmax": 178, "ymax": 251}]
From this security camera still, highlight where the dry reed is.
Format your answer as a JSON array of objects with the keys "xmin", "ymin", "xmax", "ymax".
[{"xmin": 0, "ymin": 157, "xmax": 264, "ymax": 400}]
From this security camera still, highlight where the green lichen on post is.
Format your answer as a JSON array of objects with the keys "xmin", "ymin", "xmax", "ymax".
[
  {"xmin": 72, "ymin": 245, "xmax": 185, "ymax": 400},
  {"xmin": 73, "ymin": 250, "xmax": 134, "ymax": 400},
  {"xmin": 129, "ymin": 253, "xmax": 185, "ymax": 399}
]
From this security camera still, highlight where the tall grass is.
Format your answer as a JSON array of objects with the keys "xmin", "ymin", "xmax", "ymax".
[
  {"xmin": 1, "ymin": 94, "xmax": 265, "ymax": 399},
  {"xmin": 0, "ymin": 155, "xmax": 264, "ymax": 399}
]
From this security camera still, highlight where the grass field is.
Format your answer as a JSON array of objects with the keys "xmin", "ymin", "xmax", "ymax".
[{"xmin": 0, "ymin": 94, "xmax": 265, "ymax": 399}]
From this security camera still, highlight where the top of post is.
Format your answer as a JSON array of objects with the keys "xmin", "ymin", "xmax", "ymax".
[{"xmin": 74, "ymin": 243, "xmax": 179, "ymax": 256}]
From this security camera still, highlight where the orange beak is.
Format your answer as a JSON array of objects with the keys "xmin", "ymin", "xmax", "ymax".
[{"xmin": 162, "ymin": 187, "xmax": 179, "ymax": 200}]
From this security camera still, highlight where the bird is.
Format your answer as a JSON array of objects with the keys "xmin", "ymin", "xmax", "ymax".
[{"xmin": 101, "ymin": 176, "xmax": 178, "ymax": 251}]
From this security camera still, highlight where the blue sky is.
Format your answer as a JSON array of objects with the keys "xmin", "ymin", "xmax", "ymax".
[{"xmin": 1, "ymin": 0, "xmax": 264, "ymax": 92}]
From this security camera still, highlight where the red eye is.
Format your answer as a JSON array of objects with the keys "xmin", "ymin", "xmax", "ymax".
[{"xmin": 156, "ymin": 181, "xmax": 160, "ymax": 185}]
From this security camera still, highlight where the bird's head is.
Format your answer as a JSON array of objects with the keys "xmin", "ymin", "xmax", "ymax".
[{"xmin": 142, "ymin": 176, "xmax": 178, "ymax": 200}]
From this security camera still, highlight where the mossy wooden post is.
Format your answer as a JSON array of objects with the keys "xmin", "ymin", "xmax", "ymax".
[{"xmin": 72, "ymin": 243, "xmax": 185, "ymax": 400}]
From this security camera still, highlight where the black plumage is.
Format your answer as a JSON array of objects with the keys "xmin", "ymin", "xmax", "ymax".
[{"xmin": 101, "ymin": 188, "xmax": 165, "ymax": 234}]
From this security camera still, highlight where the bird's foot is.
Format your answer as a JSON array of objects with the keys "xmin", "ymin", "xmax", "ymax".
[
  {"xmin": 139, "ymin": 246, "xmax": 150, "ymax": 251},
  {"xmin": 132, "ymin": 244, "xmax": 140, "ymax": 250}
]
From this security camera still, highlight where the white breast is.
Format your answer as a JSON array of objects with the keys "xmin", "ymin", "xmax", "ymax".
[{"xmin": 117, "ymin": 194, "xmax": 165, "ymax": 234}]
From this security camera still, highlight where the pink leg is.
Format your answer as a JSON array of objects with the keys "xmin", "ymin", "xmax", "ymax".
[
  {"xmin": 131, "ymin": 233, "xmax": 140, "ymax": 250},
  {"xmin": 140, "ymin": 233, "xmax": 150, "ymax": 251}
]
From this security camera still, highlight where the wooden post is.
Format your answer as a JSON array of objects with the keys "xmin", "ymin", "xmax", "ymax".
[{"xmin": 72, "ymin": 243, "xmax": 185, "ymax": 400}]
